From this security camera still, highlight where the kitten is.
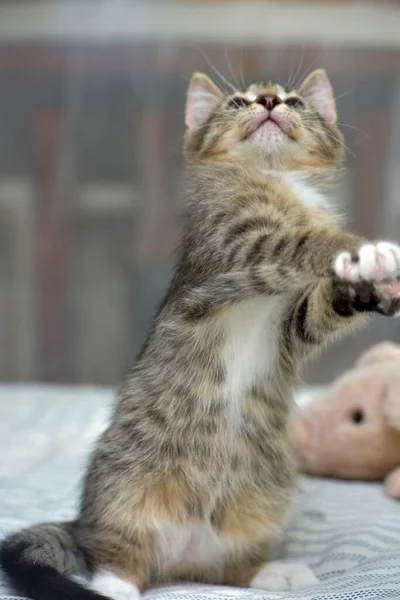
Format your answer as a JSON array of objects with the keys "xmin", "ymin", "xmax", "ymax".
[{"xmin": 2, "ymin": 69, "xmax": 400, "ymax": 600}]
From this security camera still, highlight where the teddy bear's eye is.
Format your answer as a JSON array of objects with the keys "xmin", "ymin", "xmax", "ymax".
[{"xmin": 351, "ymin": 409, "xmax": 364, "ymax": 425}]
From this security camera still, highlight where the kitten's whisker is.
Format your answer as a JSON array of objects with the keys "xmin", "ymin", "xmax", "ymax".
[
  {"xmin": 300, "ymin": 115, "xmax": 354, "ymax": 156},
  {"xmin": 286, "ymin": 53, "xmax": 297, "ymax": 90},
  {"xmin": 293, "ymin": 50, "xmax": 322, "ymax": 90},
  {"xmin": 225, "ymin": 48, "xmax": 240, "ymax": 91},
  {"xmin": 333, "ymin": 85, "xmax": 363, "ymax": 103},
  {"xmin": 238, "ymin": 48, "xmax": 246, "ymax": 90},
  {"xmin": 320, "ymin": 130, "xmax": 356, "ymax": 158},
  {"xmin": 193, "ymin": 46, "xmax": 236, "ymax": 94},
  {"xmin": 336, "ymin": 122, "xmax": 371, "ymax": 140},
  {"xmin": 290, "ymin": 44, "xmax": 306, "ymax": 90},
  {"xmin": 177, "ymin": 72, "xmax": 192, "ymax": 85}
]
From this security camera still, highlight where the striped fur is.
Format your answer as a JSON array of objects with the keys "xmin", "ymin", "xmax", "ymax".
[{"xmin": 2, "ymin": 70, "xmax": 400, "ymax": 600}]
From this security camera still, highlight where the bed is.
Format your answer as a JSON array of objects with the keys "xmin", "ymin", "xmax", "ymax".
[{"xmin": 1, "ymin": 385, "xmax": 399, "ymax": 600}]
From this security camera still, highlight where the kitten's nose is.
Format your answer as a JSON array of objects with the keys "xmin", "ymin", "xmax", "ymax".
[{"xmin": 256, "ymin": 94, "xmax": 282, "ymax": 111}]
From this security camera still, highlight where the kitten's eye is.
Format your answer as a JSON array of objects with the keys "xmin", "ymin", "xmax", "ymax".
[
  {"xmin": 227, "ymin": 97, "xmax": 250, "ymax": 110},
  {"xmin": 285, "ymin": 97, "xmax": 303, "ymax": 109},
  {"xmin": 350, "ymin": 409, "xmax": 364, "ymax": 425}
]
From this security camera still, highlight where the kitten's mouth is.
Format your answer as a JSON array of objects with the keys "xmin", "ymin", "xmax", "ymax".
[
  {"xmin": 245, "ymin": 112, "xmax": 294, "ymax": 141},
  {"xmin": 260, "ymin": 119, "xmax": 283, "ymax": 132}
]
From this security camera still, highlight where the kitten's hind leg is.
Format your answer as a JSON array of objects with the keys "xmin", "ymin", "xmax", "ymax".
[
  {"xmin": 87, "ymin": 570, "xmax": 141, "ymax": 600},
  {"xmin": 77, "ymin": 526, "xmax": 151, "ymax": 600}
]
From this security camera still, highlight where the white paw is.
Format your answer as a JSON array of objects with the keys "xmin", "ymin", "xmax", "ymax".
[
  {"xmin": 87, "ymin": 571, "xmax": 141, "ymax": 600},
  {"xmin": 71, "ymin": 573, "xmax": 91, "ymax": 585},
  {"xmin": 250, "ymin": 561, "xmax": 318, "ymax": 592},
  {"xmin": 334, "ymin": 242, "xmax": 400, "ymax": 285}
]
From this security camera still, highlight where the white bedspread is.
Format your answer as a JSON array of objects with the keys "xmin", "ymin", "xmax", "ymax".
[{"xmin": 1, "ymin": 385, "xmax": 400, "ymax": 600}]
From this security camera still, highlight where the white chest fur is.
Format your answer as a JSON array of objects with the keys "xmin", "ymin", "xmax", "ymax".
[
  {"xmin": 156, "ymin": 520, "xmax": 237, "ymax": 572},
  {"xmin": 220, "ymin": 295, "xmax": 285, "ymax": 421},
  {"xmin": 282, "ymin": 172, "xmax": 326, "ymax": 209},
  {"xmin": 264, "ymin": 170, "xmax": 327, "ymax": 209}
]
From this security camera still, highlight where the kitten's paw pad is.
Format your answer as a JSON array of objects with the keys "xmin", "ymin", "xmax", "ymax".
[
  {"xmin": 377, "ymin": 280, "xmax": 400, "ymax": 298},
  {"xmin": 250, "ymin": 561, "xmax": 318, "ymax": 592},
  {"xmin": 88, "ymin": 571, "xmax": 141, "ymax": 600},
  {"xmin": 373, "ymin": 281, "xmax": 400, "ymax": 316},
  {"xmin": 334, "ymin": 242, "xmax": 400, "ymax": 283}
]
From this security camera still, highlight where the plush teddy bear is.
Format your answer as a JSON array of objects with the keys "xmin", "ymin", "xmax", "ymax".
[{"xmin": 292, "ymin": 342, "xmax": 400, "ymax": 499}]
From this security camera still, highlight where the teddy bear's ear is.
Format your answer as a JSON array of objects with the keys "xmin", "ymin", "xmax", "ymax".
[{"xmin": 356, "ymin": 343, "xmax": 400, "ymax": 369}]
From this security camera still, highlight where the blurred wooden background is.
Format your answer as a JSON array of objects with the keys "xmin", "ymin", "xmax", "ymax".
[{"xmin": 1, "ymin": 0, "xmax": 400, "ymax": 384}]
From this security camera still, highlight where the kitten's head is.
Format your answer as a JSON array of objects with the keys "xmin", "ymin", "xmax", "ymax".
[{"xmin": 184, "ymin": 70, "xmax": 344, "ymax": 171}]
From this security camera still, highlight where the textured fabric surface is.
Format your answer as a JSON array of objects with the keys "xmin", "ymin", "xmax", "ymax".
[{"xmin": 1, "ymin": 385, "xmax": 400, "ymax": 600}]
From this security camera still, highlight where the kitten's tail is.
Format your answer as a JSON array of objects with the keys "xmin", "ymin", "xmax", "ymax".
[{"xmin": 0, "ymin": 521, "xmax": 109, "ymax": 600}]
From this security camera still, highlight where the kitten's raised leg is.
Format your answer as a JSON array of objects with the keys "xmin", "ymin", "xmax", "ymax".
[
  {"xmin": 180, "ymin": 228, "xmax": 367, "ymax": 318},
  {"xmin": 237, "ymin": 227, "xmax": 366, "ymax": 292},
  {"xmin": 289, "ymin": 275, "xmax": 400, "ymax": 352},
  {"xmin": 286, "ymin": 278, "xmax": 366, "ymax": 349},
  {"xmin": 227, "ymin": 218, "xmax": 400, "ymax": 295},
  {"xmin": 282, "ymin": 240, "xmax": 400, "ymax": 349},
  {"xmin": 181, "ymin": 218, "xmax": 400, "ymax": 319}
]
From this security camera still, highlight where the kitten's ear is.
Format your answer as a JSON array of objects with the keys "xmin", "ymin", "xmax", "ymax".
[
  {"xmin": 185, "ymin": 72, "xmax": 223, "ymax": 130},
  {"xmin": 298, "ymin": 69, "xmax": 337, "ymax": 124}
]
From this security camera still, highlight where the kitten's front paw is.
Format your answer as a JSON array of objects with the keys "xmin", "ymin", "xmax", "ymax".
[
  {"xmin": 334, "ymin": 242, "xmax": 400, "ymax": 286},
  {"xmin": 250, "ymin": 561, "xmax": 318, "ymax": 592},
  {"xmin": 334, "ymin": 243, "xmax": 400, "ymax": 311}
]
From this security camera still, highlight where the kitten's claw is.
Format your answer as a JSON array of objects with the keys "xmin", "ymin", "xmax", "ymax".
[
  {"xmin": 333, "ymin": 242, "xmax": 400, "ymax": 316},
  {"xmin": 334, "ymin": 242, "xmax": 400, "ymax": 284},
  {"xmin": 376, "ymin": 280, "xmax": 400, "ymax": 298}
]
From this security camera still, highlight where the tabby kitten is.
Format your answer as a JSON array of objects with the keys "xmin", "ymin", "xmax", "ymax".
[{"xmin": 2, "ymin": 69, "xmax": 400, "ymax": 600}]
